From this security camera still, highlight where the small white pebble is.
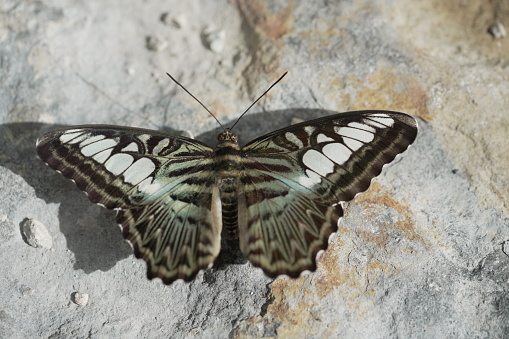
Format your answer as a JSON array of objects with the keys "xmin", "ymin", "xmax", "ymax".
[
  {"xmin": 202, "ymin": 27, "xmax": 225, "ymax": 53},
  {"xmin": 146, "ymin": 35, "xmax": 168, "ymax": 52},
  {"xmin": 160, "ymin": 12, "xmax": 172, "ymax": 25},
  {"xmin": 22, "ymin": 218, "xmax": 53, "ymax": 249},
  {"xmin": 172, "ymin": 14, "xmax": 187, "ymax": 29},
  {"xmin": 180, "ymin": 130, "xmax": 194, "ymax": 139},
  {"xmin": 73, "ymin": 292, "xmax": 89, "ymax": 306},
  {"xmin": 161, "ymin": 12, "xmax": 186, "ymax": 29},
  {"xmin": 20, "ymin": 284, "xmax": 35, "ymax": 296},
  {"xmin": 291, "ymin": 117, "xmax": 305, "ymax": 125},
  {"xmin": 0, "ymin": 213, "xmax": 7, "ymax": 222},
  {"xmin": 488, "ymin": 22, "xmax": 506, "ymax": 39}
]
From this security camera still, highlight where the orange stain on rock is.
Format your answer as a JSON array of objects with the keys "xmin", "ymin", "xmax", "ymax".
[
  {"xmin": 333, "ymin": 67, "xmax": 431, "ymax": 121},
  {"xmin": 236, "ymin": 182, "xmax": 422, "ymax": 333},
  {"xmin": 314, "ymin": 244, "xmax": 365, "ymax": 300},
  {"xmin": 235, "ymin": 277, "xmax": 319, "ymax": 337},
  {"xmin": 236, "ymin": 0, "xmax": 294, "ymax": 41},
  {"xmin": 354, "ymin": 181, "xmax": 425, "ymax": 246},
  {"xmin": 304, "ymin": 182, "xmax": 422, "ymax": 301}
]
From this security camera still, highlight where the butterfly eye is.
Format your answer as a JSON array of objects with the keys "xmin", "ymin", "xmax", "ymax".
[{"xmin": 217, "ymin": 129, "xmax": 238, "ymax": 142}]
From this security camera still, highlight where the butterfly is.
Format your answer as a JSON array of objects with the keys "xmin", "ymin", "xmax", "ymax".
[{"xmin": 36, "ymin": 73, "xmax": 418, "ymax": 284}]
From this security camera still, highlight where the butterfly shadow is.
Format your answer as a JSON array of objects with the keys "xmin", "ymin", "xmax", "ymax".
[{"xmin": 0, "ymin": 108, "xmax": 340, "ymax": 278}]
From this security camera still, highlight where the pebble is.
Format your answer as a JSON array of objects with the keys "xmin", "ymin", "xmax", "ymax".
[
  {"xmin": 160, "ymin": 12, "xmax": 172, "ymax": 25},
  {"xmin": 172, "ymin": 14, "xmax": 187, "ymax": 29},
  {"xmin": 488, "ymin": 22, "xmax": 506, "ymax": 39},
  {"xmin": 202, "ymin": 27, "xmax": 225, "ymax": 53},
  {"xmin": 20, "ymin": 284, "xmax": 35, "ymax": 296},
  {"xmin": 72, "ymin": 292, "xmax": 89, "ymax": 306},
  {"xmin": 22, "ymin": 218, "xmax": 53, "ymax": 249},
  {"xmin": 146, "ymin": 35, "xmax": 168, "ymax": 52},
  {"xmin": 161, "ymin": 12, "xmax": 186, "ymax": 29}
]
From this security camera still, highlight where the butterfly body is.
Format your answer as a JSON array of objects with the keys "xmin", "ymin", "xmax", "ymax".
[
  {"xmin": 214, "ymin": 129, "xmax": 243, "ymax": 239},
  {"xmin": 37, "ymin": 111, "xmax": 417, "ymax": 284}
]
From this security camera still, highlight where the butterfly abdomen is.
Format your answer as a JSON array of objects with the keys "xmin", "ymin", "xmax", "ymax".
[
  {"xmin": 214, "ymin": 139, "xmax": 243, "ymax": 239},
  {"xmin": 220, "ymin": 183, "xmax": 240, "ymax": 239}
]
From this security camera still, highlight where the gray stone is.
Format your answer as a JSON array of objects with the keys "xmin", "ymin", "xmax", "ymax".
[
  {"xmin": 21, "ymin": 218, "xmax": 53, "ymax": 249},
  {"xmin": 72, "ymin": 292, "xmax": 89, "ymax": 306},
  {"xmin": 161, "ymin": 12, "xmax": 187, "ymax": 29},
  {"xmin": 145, "ymin": 35, "xmax": 168, "ymax": 52},
  {"xmin": 488, "ymin": 22, "xmax": 507, "ymax": 39},
  {"xmin": 1, "ymin": 0, "xmax": 508, "ymax": 338},
  {"xmin": 202, "ymin": 27, "xmax": 225, "ymax": 53}
]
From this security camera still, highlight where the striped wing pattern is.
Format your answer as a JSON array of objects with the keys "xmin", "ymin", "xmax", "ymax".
[
  {"xmin": 238, "ymin": 111, "xmax": 417, "ymax": 277},
  {"xmin": 37, "ymin": 126, "xmax": 222, "ymax": 282},
  {"xmin": 36, "ymin": 111, "xmax": 417, "ymax": 284}
]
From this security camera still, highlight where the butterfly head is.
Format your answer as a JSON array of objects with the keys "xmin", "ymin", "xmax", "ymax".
[{"xmin": 217, "ymin": 128, "xmax": 238, "ymax": 144}]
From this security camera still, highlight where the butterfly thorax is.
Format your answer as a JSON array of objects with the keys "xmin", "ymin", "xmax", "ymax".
[{"xmin": 215, "ymin": 128, "xmax": 242, "ymax": 239}]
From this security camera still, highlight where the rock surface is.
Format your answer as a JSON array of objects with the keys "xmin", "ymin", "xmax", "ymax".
[{"xmin": 1, "ymin": 0, "xmax": 508, "ymax": 338}]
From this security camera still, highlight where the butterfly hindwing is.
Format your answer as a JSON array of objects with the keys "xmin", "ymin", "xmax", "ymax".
[
  {"xmin": 237, "ymin": 174, "xmax": 343, "ymax": 277},
  {"xmin": 117, "ymin": 182, "xmax": 222, "ymax": 283},
  {"xmin": 37, "ymin": 125, "xmax": 222, "ymax": 283},
  {"xmin": 239, "ymin": 111, "xmax": 417, "ymax": 276}
]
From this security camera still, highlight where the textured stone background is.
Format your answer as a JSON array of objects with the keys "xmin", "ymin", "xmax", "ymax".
[{"xmin": 1, "ymin": 0, "xmax": 509, "ymax": 338}]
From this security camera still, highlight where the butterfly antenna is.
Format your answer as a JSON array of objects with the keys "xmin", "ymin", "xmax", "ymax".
[
  {"xmin": 166, "ymin": 72, "xmax": 224, "ymax": 129},
  {"xmin": 230, "ymin": 71, "xmax": 288, "ymax": 131}
]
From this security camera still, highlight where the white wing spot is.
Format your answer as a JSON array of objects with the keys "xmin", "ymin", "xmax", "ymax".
[
  {"xmin": 344, "ymin": 138, "xmax": 364, "ymax": 151},
  {"xmin": 81, "ymin": 139, "xmax": 117, "ymax": 157},
  {"xmin": 65, "ymin": 129, "xmax": 83, "ymax": 134},
  {"xmin": 348, "ymin": 122, "xmax": 376, "ymax": 133},
  {"xmin": 302, "ymin": 149, "xmax": 335, "ymax": 176},
  {"xmin": 316, "ymin": 133, "xmax": 335, "ymax": 143},
  {"xmin": 137, "ymin": 134, "xmax": 151, "ymax": 143},
  {"xmin": 138, "ymin": 177, "xmax": 161, "ymax": 195},
  {"xmin": 285, "ymin": 132, "xmax": 304, "ymax": 148},
  {"xmin": 60, "ymin": 131, "xmax": 88, "ymax": 144},
  {"xmin": 92, "ymin": 148, "xmax": 113, "ymax": 164},
  {"xmin": 335, "ymin": 126, "xmax": 374, "ymax": 143},
  {"xmin": 304, "ymin": 126, "xmax": 315, "ymax": 136},
  {"xmin": 322, "ymin": 143, "xmax": 352, "ymax": 165},
  {"xmin": 298, "ymin": 169, "xmax": 322, "ymax": 187},
  {"xmin": 123, "ymin": 158, "xmax": 156, "ymax": 185},
  {"xmin": 104, "ymin": 153, "xmax": 134, "ymax": 175},
  {"xmin": 153, "ymin": 139, "xmax": 170, "ymax": 155},
  {"xmin": 121, "ymin": 142, "xmax": 139, "ymax": 153},
  {"xmin": 79, "ymin": 134, "xmax": 106, "ymax": 147},
  {"xmin": 368, "ymin": 114, "xmax": 394, "ymax": 127}
]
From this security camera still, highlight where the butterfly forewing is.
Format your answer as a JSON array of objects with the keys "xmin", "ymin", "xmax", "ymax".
[
  {"xmin": 36, "ymin": 110, "xmax": 417, "ymax": 284},
  {"xmin": 37, "ymin": 125, "xmax": 222, "ymax": 282},
  {"xmin": 238, "ymin": 111, "xmax": 417, "ymax": 276}
]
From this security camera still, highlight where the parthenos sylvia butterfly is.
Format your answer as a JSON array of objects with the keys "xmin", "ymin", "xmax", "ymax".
[{"xmin": 36, "ymin": 72, "xmax": 418, "ymax": 284}]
